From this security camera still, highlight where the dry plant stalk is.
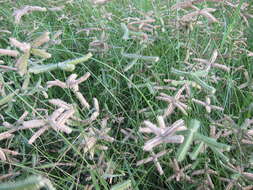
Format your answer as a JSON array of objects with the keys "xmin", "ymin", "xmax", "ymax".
[
  {"xmin": 248, "ymin": 52, "xmax": 253, "ymax": 57},
  {"xmin": 0, "ymin": 175, "xmax": 56, "ymax": 190},
  {"xmin": 67, "ymin": 97, "xmax": 100, "ymax": 126},
  {"xmin": 239, "ymin": 118, "xmax": 253, "ymax": 145},
  {"xmin": 164, "ymin": 78, "xmax": 201, "ymax": 96},
  {"xmin": 0, "ymin": 172, "xmax": 20, "ymax": 181},
  {"xmin": 139, "ymin": 116, "xmax": 186, "ymax": 151},
  {"xmin": 78, "ymin": 98, "xmax": 100, "ymax": 124},
  {"xmin": 220, "ymin": 162, "xmax": 253, "ymax": 190},
  {"xmin": 121, "ymin": 23, "xmax": 150, "ymax": 43},
  {"xmin": 48, "ymin": 6, "xmax": 65, "ymax": 11},
  {"xmin": 76, "ymin": 27, "xmax": 104, "ymax": 35},
  {"xmin": 191, "ymin": 163, "xmax": 218, "ymax": 189},
  {"xmin": 47, "ymin": 73, "xmax": 91, "ymax": 109}
]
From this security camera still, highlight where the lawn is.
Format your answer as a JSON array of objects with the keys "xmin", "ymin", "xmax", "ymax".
[{"xmin": 0, "ymin": 0, "xmax": 253, "ymax": 189}]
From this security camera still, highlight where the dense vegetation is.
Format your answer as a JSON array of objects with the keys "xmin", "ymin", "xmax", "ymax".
[{"xmin": 0, "ymin": 0, "xmax": 253, "ymax": 189}]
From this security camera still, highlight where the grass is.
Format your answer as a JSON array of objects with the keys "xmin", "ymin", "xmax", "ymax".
[{"xmin": 0, "ymin": 0, "xmax": 253, "ymax": 189}]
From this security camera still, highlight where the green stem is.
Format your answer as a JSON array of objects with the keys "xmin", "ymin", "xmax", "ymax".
[
  {"xmin": 189, "ymin": 141, "xmax": 204, "ymax": 160},
  {"xmin": 0, "ymin": 90, "xmax": 19, "ymax": 106},
  {"xmin": 111, "ymin": 180, "xmax": 132, "ymax": 190},
  {"xmin": 121, "ymin": 23, "xmax": 130, "ymax": 40},
  {"xmin": 210, "ymin": 147, "xmax": 230, "ymax": 163},
  {"xmin": 122, "ymin": 53, "xmax": 159, "ymax": 62},
  {"xmin": 29, "ymin": 63, "xmax": 58, "ymax": 74},
  {"xmin": 29, "ymin": 53, "xmax": 92, "ymax": 74},
  {"xmin": 58, "ymin": 53, "xmax": 92, "ymax": 66},
  {"xmin": 176, "ymin": 119, "xmax": 200, "ymax": 162},
  {"xmin": 194, "ymin": 133, "xmax": 231, "ymax": 151}
]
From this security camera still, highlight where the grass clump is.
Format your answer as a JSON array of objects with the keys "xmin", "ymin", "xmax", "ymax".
[{"xmin": 0, "ymin": 0, "xmax": 253, "ymax": 189}]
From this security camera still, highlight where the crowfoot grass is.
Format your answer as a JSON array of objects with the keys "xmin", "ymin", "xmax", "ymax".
[
  {"xmin": 156, "ymin": 86, "xmax": 189, "ymax": 117},
  {"xmin": 192, "ymin": 96, "xmax": 224, "ymax": 113},
  {"xmin": 139, "ymin": 116, "xmax": 186, "ymax": 151},
  {"xmin": 176, "ymin": 119, "xmax": 231, "ymax": 162},
  {"xmin": 0, "ymin": 0, "xmax": 252, "ymax": 188},
  {"xmin": 47, "ymin": 72, "xmax": 91, "ymax": 109},
  {"xmin": 17, "ymin": 99, "xmax": 75, "ymax": 144},
  {"xmin": 0, "ymin": 32, "xmax": 53, "ymax": 76},
  {"xmin": 167, "ymin": 158, "xmax": 193, "ymax": 182},
  {"xmin": 171, "ymin": 68, "xmax": 216, "ymax": 94}
]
